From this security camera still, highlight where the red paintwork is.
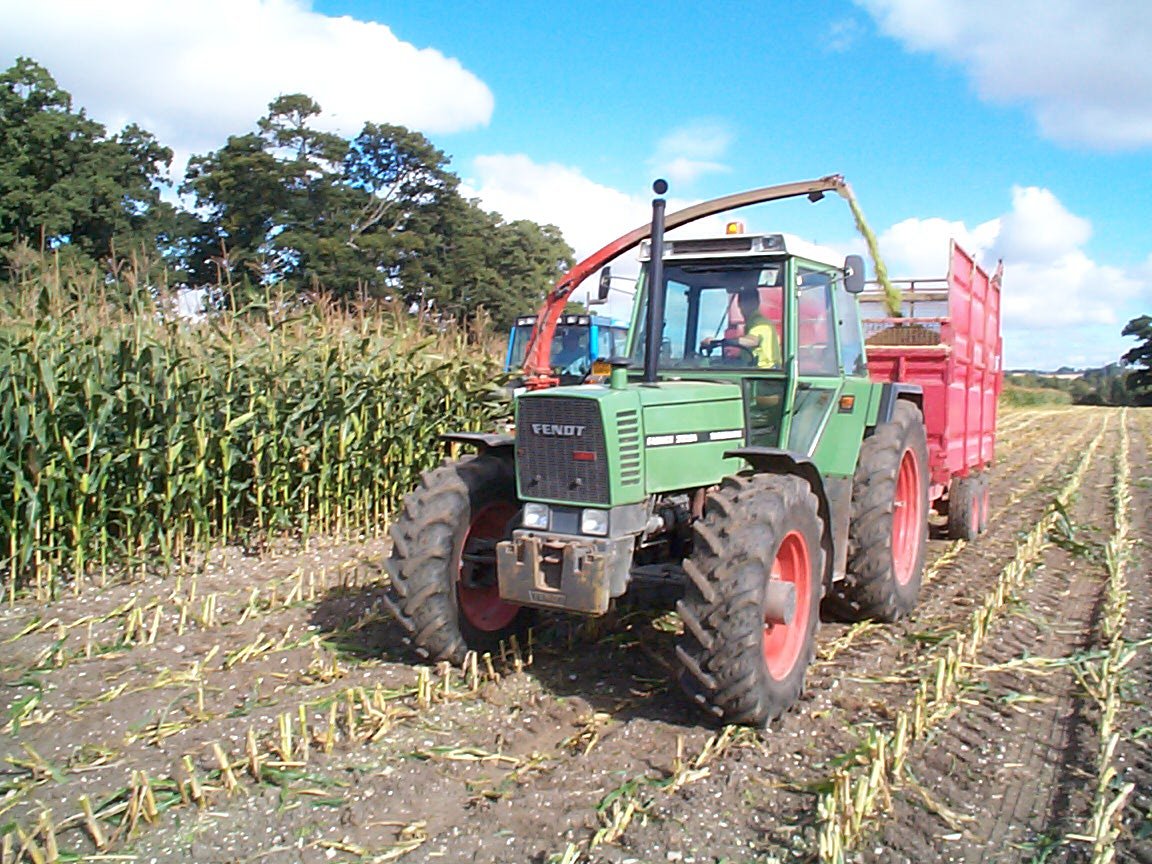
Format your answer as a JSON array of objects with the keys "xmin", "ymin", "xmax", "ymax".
[
  {"xmin": 763, "ymin": 529, "xmax": 811, "ymax": 681},
  {"xmin": 891, "ymin": 448, "xmax": 923, "ymax": 584},
  {"xmin": 863, "ymin": 242, "xmax": 1003, "ymax": 502},
  {"xmin": 457, "ymin": 501, "xmax": 521, "ymax": 631},
  {"xmin": 520, "ymin": 175, "xmax": 852, "ymax": 387}
]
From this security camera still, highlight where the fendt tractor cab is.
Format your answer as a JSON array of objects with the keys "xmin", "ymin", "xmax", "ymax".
[
  {"xmin": 504, "ymin": 314, "xmax": 629, "ymax": 386},
  {"xmin": 385, "ymin": 176, "xmax": 934, "ymax": 726}
]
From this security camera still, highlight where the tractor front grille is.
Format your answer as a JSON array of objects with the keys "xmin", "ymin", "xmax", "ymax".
[{"xmin": 516, "ymin": 397, "xmax": 610, "ymax": 505}]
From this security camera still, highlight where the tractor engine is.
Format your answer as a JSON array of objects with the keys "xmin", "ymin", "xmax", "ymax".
[
  {"xmin": 496, "ymin": 392, "xmax": 644, "ymax": 614},
  {"xmin": 495, "ymin": 379, "xmax": 746, "ymax": 615}
]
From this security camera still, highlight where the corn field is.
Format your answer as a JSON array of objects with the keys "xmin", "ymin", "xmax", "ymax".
[
  {"xmin": 0, "ymin": 276, "xmax": 508, "ymax": 600},
  {"xmin": 0, "ymin": 368, "xmax": 1149, "ymax": 861}
]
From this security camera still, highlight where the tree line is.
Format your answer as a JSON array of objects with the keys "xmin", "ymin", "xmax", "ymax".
[
  {"xmin": 0, "ymin": 58, "xmax": 573, "ymax": 328},
  {"xmin": 1005, "ymin": 318, "xmax": 1152, "ymax": 407}
]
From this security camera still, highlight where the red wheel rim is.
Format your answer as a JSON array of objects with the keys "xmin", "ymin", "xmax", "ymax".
[
  {"xmin": 891, "ymin": 448, "xmax": 923, "ymax": 585},
  {"xmin": 763, "ymin": 530, "xmax": 811, "ymax": 681},
  {"xmin": 456, "ymin": 502, "xmax": 520, "ymax": 632}
]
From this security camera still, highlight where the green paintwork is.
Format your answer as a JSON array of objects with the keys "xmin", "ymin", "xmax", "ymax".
[
  {"xmin": 514, "ymin": 380, "xmax": 745, "ymax": 505},
  {"xmin": 636, "ymin": 382, "xmax": 746, "ymax": 493},
  {"xmin": 514, "ymin": 385, "xmax": 646, "ymax": 506}
]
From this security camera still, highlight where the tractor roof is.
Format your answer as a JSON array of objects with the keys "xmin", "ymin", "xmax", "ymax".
[{"xmin": 638, "ymin": 232, "xmax": 842, "ymax": 269}]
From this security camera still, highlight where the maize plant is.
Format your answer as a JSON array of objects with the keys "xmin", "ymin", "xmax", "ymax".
[{"xmin": 0, "ymin": 273, "xmax": 508, "ymax": 599}]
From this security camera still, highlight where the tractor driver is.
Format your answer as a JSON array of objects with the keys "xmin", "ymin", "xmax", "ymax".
[
  {"xmin": 701, "ymin": 287, "xmax": 781, "ymax": 368},
  {"xmin": 554, "ymin": 327, "xmax": 591, "ymax": 377}
]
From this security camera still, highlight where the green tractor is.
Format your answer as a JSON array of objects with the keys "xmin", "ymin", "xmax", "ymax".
[{"xmin": 384, "ymin": 176, "xmax": 930, "ymax": 725}]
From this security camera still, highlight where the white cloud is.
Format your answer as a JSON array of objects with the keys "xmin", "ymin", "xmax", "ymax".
[
  {"xmin": 462, "ymin": 154, "xmax": 734, "ymax": 317},
  {"xmin": 993, "ymin": 186, "xmax": 1091, "ymax": 264},
  {"xmin": 1000, "ymin": 252, "xmax": 1139, "ymax": 330},
  {"xmin": 462, "ymin": 155, "xmax": 653, "ymax": 316},
  {"xmin": 0, "ymin": 0, "xmax": 493, "ymax": 180},
  {"xmin": 464, "ymin": 155, "xmax": 652, "ymax": 262},
  {"xmin": 878, "ymin": 215, "xmax": 999, "ymax": 276},
  {"xmin": 464, "ymin": 154, "xmax": 732, "ymax": 259},
  {"xmin": 649, "ymin": 121, "xmax": 732, "ymax": 185},
  {"xmin": 875, "ymin": 185, "xmax": 1151, "ymax": 367},
  {"xmin": 856, "ymin": 0, "xmax": 1152, "ymax": 149}
]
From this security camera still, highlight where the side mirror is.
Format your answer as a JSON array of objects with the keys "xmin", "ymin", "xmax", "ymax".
[
  {"xmin": 597, "ymin": 267, "xmax": 612, "ymax": 301},
  {"xmin": 844, "ymin": 255, "xmax": 866, "ymax": 294}
]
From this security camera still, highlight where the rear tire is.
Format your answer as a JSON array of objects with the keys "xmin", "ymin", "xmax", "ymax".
[
  {"xmin": 826, "ymin": 400, "xmax": 929, "ymax": 622},
  {"xmin": 676, "ymin": 474, "xmax": 824, "ymax": 726},
  {"xmin": 947, "ymin": 474, "xmax": 981, "ymax": 541},
  {"xmin": 976, "ymin": 471, "xmax": 991, "ymax": 534},
  {"xmin": 384, "ymin": 455, "xmax": 533, "ymax": 663}
]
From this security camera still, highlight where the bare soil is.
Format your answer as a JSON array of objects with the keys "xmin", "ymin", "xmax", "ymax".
[{"xmin": 0, "ymin": 407, "xmax": 1148, "ymax": 864}]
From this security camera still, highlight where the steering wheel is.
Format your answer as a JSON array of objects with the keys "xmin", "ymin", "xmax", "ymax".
[{"xmin": 700, "ymin": 338, "xmax": 757, "ymax": 362}]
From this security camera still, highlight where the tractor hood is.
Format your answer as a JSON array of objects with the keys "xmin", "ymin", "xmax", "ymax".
[{"xmin": 514, "ymin": 380, "xmax": 746, "ymax": 504}]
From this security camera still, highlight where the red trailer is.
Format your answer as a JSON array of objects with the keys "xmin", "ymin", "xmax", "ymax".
[{"xmin": 860, "ymin": 242, "xmax": 1003, "ymax": 540}]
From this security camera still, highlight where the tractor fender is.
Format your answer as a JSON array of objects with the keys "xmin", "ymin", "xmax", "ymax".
[
  {"xmin": 874, "ymin": 383, "xmax": 923, "ymax": 428},
  {"xmin": 440, "ymin": 432, "xmax": 515, "ymax": 458},
  {"xmin": 723, "ymin": 447, "xmax": 841, "ymax": 590}
]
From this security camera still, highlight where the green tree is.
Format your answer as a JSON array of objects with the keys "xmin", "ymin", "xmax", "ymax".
[
  {"xmin": 302, "ymin": 121, "xmax": 459, "ymax": 298},
  {"xmin": 481, "ymin": 218, "xmax": 573, "ymax": 327},
  {"xmin": 416, "ymin": 197, "xmax": 573, "ymax": 329},
  {"xmin": 1121, "ymin": 315, "xmax": 1152, "ymax": 405},
  {"xmin": 179, "ymin": 96, "xmax": 345, "ymax": 296},
  {"xmin": 0, "ymin": 58, "xmax": 176, "ymax": 281},
  {"xmin": 181, "ymin": 98, "xmax": 460, "ymax": 302},
  {"xmin": 182, "ymin": 97, "xmax": 574, "ymax": 321}
]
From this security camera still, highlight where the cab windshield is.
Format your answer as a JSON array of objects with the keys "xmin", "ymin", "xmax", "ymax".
[
  {"xmin": 629, "ymin": 261, "xmax": 786, "ymax": 371},
  {"xmin": 507, "ymin": 323, "xmax": 591, "ymax": 371}
]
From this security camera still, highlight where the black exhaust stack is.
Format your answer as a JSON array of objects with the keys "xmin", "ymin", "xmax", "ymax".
[{"xmin": 643, "ymin": 179, "xmax": 668, "ymax": 383}]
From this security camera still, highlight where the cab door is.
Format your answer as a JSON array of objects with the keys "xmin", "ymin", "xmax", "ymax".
[
  {"xmin": 807, "ymin": 273, "xmax": 871, "ymax": 475},
  {"xmin": 785, "ymin": 267, "xmax": 843, "ymax": 460}
]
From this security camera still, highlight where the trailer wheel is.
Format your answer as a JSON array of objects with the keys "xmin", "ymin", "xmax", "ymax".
[
  {"xmin": 827, "ymin": 400, "xmax": 929, "ymax": 622},
  {"xmin": 946, "ymin": 474, "xmax": 981, "ymax": 541},
  {"xmin": 676, "ymin": 474, "xmax": 824, "ymax": 726},
  {"xmin": 384, "ymin": 455, "xmax": 532, "ymax": 663},
  {"xmin": 976, "ymin": 472, "xmax": 991, "ymax": 534}
]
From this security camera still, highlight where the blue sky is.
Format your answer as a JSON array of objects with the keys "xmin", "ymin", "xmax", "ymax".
[{"xmin": 3, "ymin": 0, "xmax": 1151, "ymax": 369}]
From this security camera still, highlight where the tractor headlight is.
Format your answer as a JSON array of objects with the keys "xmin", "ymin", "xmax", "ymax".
[
  {"xmin": 522, "ymin": 503, "xmax": 549, "ymax": 530},
  {"xmin": 581, "ymin": 508, "xmax": 608, "ymax": 536}
]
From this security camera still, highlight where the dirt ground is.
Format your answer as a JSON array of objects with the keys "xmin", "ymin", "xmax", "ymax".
[{"xmin": 1, "ymin": 406, "xmax": 1148, "ymax": 863}]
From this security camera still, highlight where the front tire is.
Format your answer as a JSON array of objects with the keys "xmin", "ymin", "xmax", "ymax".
[
  {"xmin": 826, "ymin": 400, "xmax": 929, "ymax": 622},
  {"xmin": 675, "ymin": 474, "xmax": 825, "ymax": 726},
  {"xmin": 384, "ymin": 455, "xmax": 532, "ymax": 663}
]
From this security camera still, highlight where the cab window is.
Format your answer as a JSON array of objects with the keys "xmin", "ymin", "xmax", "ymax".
[
  {"xmin": 629, "ymin": 262, "xmax": 785, "ymax": 371},
  {"xmin": 835, "ymin": 281, "xmax": 867, "ymax": 376},
  {"xmin": 796, "ymin": 269, "xmax": 839, "ymax": 376}
]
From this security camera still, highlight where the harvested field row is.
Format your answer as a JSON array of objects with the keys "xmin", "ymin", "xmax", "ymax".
[
  {"xmin": 1, "ymin": 407, "xmax": 1148, "ymax": 864},
  {"xmin": 817, "ymin": 412, "xmax": 1110, "ymax": 861},
  {"xmin": 1114, "ymin": 411, "xmax": 1152, "ymax": 864},
  {"xmin": 854, "ymin": 412, "xmax": 1121, "ymax": 862}
]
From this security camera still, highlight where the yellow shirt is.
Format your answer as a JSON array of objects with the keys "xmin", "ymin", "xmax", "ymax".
[{"xmin": 745, "ymin": 317, "xmax": 781, "ymax": 368}]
